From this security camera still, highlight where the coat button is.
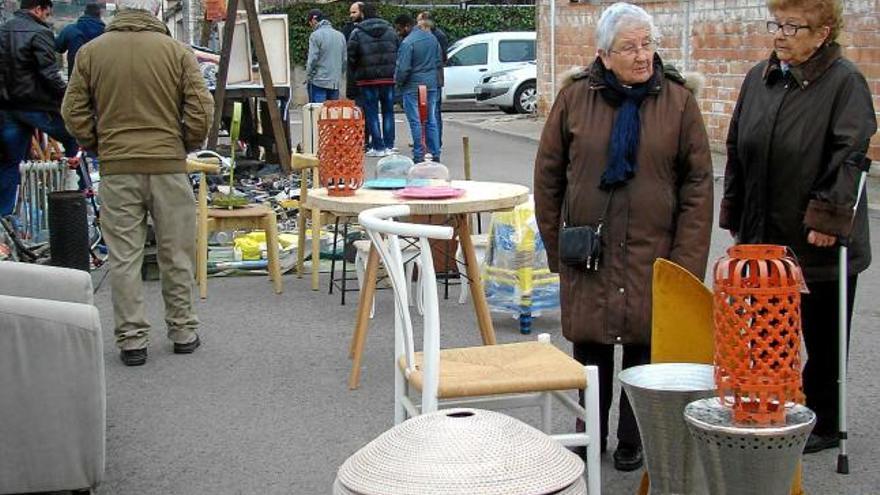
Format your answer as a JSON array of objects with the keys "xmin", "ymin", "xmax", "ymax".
[
  {"xmin": 804, "ymin": 80, "xmax": 809, "ymax": 86},
  {"xmin": 616, "ymin": 336, "xmax": 622, "ymax": 342},
  {"xmin": 619, "ymin": 242, "xmax": 625, "ymax": 248},
  {"xmin": 618, "ymin": 287, "xmax": 625, "ymax": 294}
]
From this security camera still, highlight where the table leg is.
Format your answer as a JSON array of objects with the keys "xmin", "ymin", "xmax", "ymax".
[
  {"xmin": 265, "ymin": 212, "xmax": 283, "ymax": 294},
  {"xmin": 197, "ymin": 181, "xmax": 209, "ymax": 300},
  {"xmin": 455, "ymin": 214, "xmax": 496, "ymax": 345},
  {"xmin": 349, "ymin": 245, "xmax": 379, "ymax": 389},
  {"xmin": 310, "ymin": 207, "xmax": 321, "ymax": 291}
]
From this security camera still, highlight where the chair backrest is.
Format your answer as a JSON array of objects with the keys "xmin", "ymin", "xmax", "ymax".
[
  {"xmin": 359, "ymin": 205, "xmax": 454, "ymax": 410},
  {"xmin": 650, "ymin": 258, "xmax": 714, "ymax": 364}
]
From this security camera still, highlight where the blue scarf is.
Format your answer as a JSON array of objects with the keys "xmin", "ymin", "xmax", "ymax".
[{"xmin": 599, "ymin": 67, "xmax": 654, "ymax": 190}]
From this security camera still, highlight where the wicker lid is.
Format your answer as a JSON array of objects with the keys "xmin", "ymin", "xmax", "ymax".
[{"xmin": 335, "ymin": 408, "xmax": 585, "ymax": 495}]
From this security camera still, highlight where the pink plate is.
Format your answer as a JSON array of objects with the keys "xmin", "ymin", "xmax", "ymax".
[{"xmin": 393, "ymin": 186, "xmax": 466, "ymax": 199}]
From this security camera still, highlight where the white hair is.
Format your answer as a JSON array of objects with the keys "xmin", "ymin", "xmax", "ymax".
[
  {"xmin": 116, "ymin": 0, "xmax": 161, "ymax": 14},
  {"xmin": 595, "ymin": 2, "xmax": 661, "ymax": 53}
]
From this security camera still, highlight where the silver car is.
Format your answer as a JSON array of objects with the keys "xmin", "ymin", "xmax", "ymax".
[{"xmin": 474, "ymin": 62, "xmax": 537, "ymax": 114}]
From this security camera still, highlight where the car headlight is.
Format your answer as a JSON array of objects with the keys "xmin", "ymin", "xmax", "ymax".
[{"xmin": 488, "ymin": 73, "xmax": 516, "ymax": 84}]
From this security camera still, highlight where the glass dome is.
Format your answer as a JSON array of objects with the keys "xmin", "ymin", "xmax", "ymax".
[
  {"xmin": 406, "ymin": 154, "xmax": 451, "ymax": 189},
  {"xmin": 375, "ymin": 152, "xmax": 415, "ymax": 181}
]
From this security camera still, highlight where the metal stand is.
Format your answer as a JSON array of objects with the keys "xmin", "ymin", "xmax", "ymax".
[
  {"xmin": 685, "ymin": 398, "xmax": 815, "ymax": 495},
  {"xmin": 620, "ymin": 363, "xmax": 715, "ymax": 495}
]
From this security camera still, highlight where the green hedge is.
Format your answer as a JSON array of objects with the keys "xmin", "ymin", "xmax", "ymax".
[{"xmin": 266, "ymin": 2, "xmax": 535, "ymax": 66}]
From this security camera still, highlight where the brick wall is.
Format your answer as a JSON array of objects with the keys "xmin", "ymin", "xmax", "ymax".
[{"xmin": 536, "ymin": 0, "xmax": 880, "ymax": 160}]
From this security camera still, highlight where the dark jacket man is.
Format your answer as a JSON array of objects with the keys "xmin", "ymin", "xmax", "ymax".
[
  {"xmin": 0, "ymin": 7, "xmax": 66, "ymax": 111},
  {"xmin": 55, "ymin": 3, "xmax": 104, "ymax": 77},
  {"xmin": 534, "ymin": 60, "xmax": 713, "ymax": 345},
  {"xmin": 347, "ymin": 16, "xmax": 398, "ymax": 86}
]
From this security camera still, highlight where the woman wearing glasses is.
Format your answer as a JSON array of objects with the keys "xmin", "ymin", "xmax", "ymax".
[
  {"xmin": 721, "ymin": 0, "xmax": 875, "ymax": 453},
  {"xmin": 534, "ymin": 2, "xmax": 713, "ymax": 471}
]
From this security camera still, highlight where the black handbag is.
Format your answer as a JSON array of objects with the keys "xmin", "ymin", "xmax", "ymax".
[{"xmin": 559, "ymin": 190, "xmax": 613, "ymax": 271}]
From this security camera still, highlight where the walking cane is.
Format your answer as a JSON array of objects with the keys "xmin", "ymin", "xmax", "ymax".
[
  {"xmin": 418, "ymin": 85, "xmax": 429, "ymax": 155},
  {"xmin": 837, "ymin": 170, "xmax": 867, "ymax": 475}
]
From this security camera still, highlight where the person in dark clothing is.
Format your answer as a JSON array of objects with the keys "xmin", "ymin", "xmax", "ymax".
[
  {"xmin": 55, "ymin": 2, "xmax": 104, "ymax": 77},
  {"xmin": 348, "ymin": 2, "xmax": 398, "ymax": 156},
  {"xmin": 417, "ymin": 11, "xmax": 447, "ymax": 148},
  {"xmin": 720, "ymin": 0, "xmax": 874, "ymax": 454},
  {"xmin": 0, "ymin": 0, "xmax": 79, "ymax": 216},
  {"xmin": 343, "ymin": 2, "xmax": 369, "ymax": 150}
]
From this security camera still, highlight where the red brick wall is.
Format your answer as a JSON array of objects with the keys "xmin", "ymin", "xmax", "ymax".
[{"xmin": 536, "ymin": 0, "xmax": 880, "ymax": 160}]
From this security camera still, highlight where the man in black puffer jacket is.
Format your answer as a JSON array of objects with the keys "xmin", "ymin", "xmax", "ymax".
[
  {"xmin": 0, "ymin": 0, "xmax": 79, "ymax": 216},
  {"xmin": 347, "ymin": 2, "xmax": 398, "ymax": 156}
]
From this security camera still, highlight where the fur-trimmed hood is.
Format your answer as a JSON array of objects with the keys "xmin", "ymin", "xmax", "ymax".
[{"xmin": 559, "ymin": 55, "xmax": 704, "ymax": 97}]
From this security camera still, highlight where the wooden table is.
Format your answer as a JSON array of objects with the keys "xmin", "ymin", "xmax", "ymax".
[{"xmin": 306, "ymin": 180, "xmax": 530, "ymax": 389}]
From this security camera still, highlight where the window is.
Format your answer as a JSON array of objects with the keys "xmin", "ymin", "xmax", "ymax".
[
  {"xmin": 447, "ymin": 43, "xmax": 488, "ymax": 67},
  {"xmin": 498, "ymin": 40, "xmax": 535, "ymax": 63}
]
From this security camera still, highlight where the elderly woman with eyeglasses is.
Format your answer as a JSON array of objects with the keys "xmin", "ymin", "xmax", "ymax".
[
  {"xmin": 721, "ymin": 0, "xmax": 876, "ymax": 454},
  {"xmin": 534, "ymin": 2, "xmax": 713, "ymax": 471}
]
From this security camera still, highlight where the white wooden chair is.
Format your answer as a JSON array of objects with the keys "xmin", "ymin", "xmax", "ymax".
[{"xmin": 358, "ymin": 205, "xmax": 602, "ymax": 495}]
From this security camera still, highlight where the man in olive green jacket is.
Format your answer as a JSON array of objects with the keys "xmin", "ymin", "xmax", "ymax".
[{"xmin": 62, "ymin": 0, "xmax": 213, "ymax": 366}]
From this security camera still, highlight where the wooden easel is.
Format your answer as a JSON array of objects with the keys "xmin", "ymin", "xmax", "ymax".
[{"xmin": 208, "ymin": 0, "xmax": 291, "ymax": 173}]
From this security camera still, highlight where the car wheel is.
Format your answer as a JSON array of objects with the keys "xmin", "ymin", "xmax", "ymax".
[
  {"xmin": 513, "ymin": 81, "xmax": 537, "ymax": 114},
  {"xmin": 500, "ymin": 106, "xmax": 518, "ymax": 114}
]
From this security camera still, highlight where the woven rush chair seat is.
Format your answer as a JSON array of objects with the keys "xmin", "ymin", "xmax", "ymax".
[{"xmin": 400, "ymin": 341, "xmax": 587, "ymax": 399}]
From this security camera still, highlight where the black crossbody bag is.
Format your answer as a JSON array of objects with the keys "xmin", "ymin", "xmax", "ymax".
[{"xmin": 559, "ymin": 190, "xmax": 614, "ymax": 271}]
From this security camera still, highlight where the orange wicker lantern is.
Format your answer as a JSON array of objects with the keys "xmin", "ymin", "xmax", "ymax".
[
  {"xmin": 318, "ymin": 100, "xmax": 365, "ymax": 197},
  {"xmin": 713, "ymin": 244, "xmax": 805, "ymax": 425},
  {"xmin": 204, "ymin": 0, "xmax": 227, "ymax": 22}
]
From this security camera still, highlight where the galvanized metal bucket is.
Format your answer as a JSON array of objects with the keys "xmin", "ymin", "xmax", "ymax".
[
  {"xmin": 619, "ymin": 363, "xmax": 716, "ymax": 495},
  {"xmin": 684, "ymin": 398, "xmax": 815, "ymax": 495}
]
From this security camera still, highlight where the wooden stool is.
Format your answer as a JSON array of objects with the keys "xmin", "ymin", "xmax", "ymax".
[{"xmin": 197, "ymin": 204, "xmax": 283, "ymax": 299}]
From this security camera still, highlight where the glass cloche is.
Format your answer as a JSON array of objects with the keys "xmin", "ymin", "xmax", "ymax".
[
  {"xmin": 406, "ymin": 154, "xmax": 451, "ymax": 189},
  {"xmin": 375, "ymin": 153, "xmax": 414, "ymax": 181}
]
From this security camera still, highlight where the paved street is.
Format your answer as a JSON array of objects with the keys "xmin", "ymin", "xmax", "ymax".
[{"xmin": 92, "ymin": 110, "xmax": 880, "ymax": 494}]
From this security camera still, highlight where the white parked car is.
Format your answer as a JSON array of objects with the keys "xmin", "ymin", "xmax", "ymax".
[
  {"xmin": 474, "ymin": 62, "xmax": 537, "ymax": 114},
  {"xmin": 442, "ymin": 31, "xmax": 536, "ymax": 103}
]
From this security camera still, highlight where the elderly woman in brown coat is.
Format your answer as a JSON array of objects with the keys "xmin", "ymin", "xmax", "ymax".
[
  {"xmin": 721, "ymin": 0, "xmax": 875, "ymax": 454},
  {"xmin": 534, "ymin": 2, "xmax": 714, "ymax": 471}
]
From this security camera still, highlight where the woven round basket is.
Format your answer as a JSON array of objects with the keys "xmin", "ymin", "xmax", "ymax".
[{"xmin": 334, "ymin": 408, "xmax": 585, "ymax": 495}]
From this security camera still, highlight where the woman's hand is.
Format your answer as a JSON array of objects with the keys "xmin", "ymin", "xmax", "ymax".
[{"xmin": 807, "ymin": 230, "xmax": 837, "ymax": 248}]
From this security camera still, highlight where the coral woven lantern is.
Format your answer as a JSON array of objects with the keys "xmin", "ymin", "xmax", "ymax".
[
  {"xmin": 713, "ymin": 244, "xmax": 805, "ymax": 425},
  {"xmin": 317, "ymin": 100, "xmax": 365, "ymax": 197}
]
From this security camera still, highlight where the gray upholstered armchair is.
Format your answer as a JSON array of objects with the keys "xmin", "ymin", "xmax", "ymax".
[{"xmin": 0, "ymin": 262, "xmax": 105, "ymax": 494}]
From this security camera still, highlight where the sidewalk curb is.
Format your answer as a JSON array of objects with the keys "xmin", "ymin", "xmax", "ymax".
[{"xmin": 446, "ymin": 116, "xmax": 540, "ymax": 143}]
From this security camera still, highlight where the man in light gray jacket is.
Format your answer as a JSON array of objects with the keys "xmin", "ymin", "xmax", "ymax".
[{"xmin": 306, "ymin": 9, "xmax": 345, "ymax": 103}]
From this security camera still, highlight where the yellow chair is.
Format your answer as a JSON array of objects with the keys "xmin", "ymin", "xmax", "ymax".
[
  {"xmin": 188, "ymin": 158, "xmax": 283, "ymax": 299},
  {"xmin": 637, "ymin": 259, "xmax": 804, "ymax": 495}
]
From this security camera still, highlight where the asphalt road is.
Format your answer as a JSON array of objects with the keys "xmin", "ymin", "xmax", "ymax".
[{"xmin": 91, "ymin": 112, "xmax": 880, "ymax": 494}]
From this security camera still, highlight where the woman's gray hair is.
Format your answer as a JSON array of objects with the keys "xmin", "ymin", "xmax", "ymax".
[
  {"xmin": 116, "ymin": 0, "xmax": 161, "ymax": 14},
  {"xmin": 596, "ymin": 2, "xmax": 660, "ymax": 53}
]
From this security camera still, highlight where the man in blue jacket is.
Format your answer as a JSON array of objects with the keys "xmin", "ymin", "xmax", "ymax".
[
  {"xmin": 393, "ymin": 14, "xmax": 441, "ymax": 163},
  {"xmin": 56, "ymin": 3, "xmax": 104, "ymax": 77}
]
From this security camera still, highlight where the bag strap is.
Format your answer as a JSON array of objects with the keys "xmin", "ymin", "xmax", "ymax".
[{"xmin": 563, "ymin": 188, "xmax": 615, "ymax": 229}]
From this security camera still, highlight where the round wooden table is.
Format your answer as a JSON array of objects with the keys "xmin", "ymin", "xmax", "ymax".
[{"xmin": 305, "ymin": 180, "xmax": 530, "ymax": 389}]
